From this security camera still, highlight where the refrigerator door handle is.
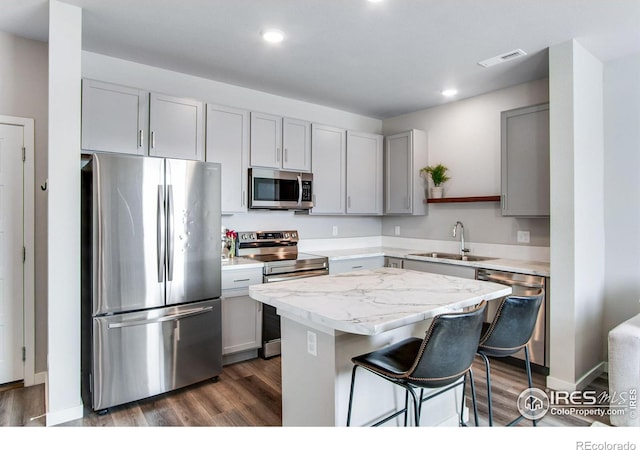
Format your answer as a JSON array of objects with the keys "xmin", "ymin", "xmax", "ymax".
[
  {"xmin": 107, "ymin": 306, "xmax": 214, "ymax": 329},
  {"xmin": 167, "ymin": 184, "xmax": 175, "ymax": 281},
  {"xmin": 157, "ymin": 185, "xmax": 165, "ymax": 283}
]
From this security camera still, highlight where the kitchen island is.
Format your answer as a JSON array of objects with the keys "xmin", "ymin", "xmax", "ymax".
[{"xmin": 249, "ymin": 267, "xmax": 511, "ymax": 426}]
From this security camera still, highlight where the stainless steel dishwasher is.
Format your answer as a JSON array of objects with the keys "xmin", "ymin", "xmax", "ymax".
[{"xmin": 476, "ymin": 268, "xmax": 549, "ymax": 374}]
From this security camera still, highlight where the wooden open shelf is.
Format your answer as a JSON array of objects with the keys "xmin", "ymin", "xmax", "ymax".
[{"xmin": 425, "ymin": 195, "xmax": 501, "ymax": 204}]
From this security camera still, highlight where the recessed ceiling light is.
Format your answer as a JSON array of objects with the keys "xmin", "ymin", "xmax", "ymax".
[
  {"xmin": 441, "ymin": 89, "xmax": 458, "ymax": 97},
  {"xmin": 262, "ymin": 29, "xmax": 285, "ymax": 44}
]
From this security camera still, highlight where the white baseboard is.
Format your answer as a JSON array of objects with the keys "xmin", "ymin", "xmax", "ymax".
[
  {"xmin": 547, "ymin": 362, "xmax": 607, "ymax": 391},
  {"xmin": 46, "ymin": 404, "xmax": 84, "ymax": 426},
  {"xmin": 34, "ymin": 371, "xmax": 47, "ymax": 386}
]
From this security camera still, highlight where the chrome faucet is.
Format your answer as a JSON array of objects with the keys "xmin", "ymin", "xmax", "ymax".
[{"xmin": 452, "ymin": 221, "xmax": 470, "ymax": 257}]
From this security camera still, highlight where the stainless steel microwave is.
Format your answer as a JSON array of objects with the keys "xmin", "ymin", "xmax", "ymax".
[{"xmin": 248, "ymin": 168, "xmax": 313, "ymax": 210}]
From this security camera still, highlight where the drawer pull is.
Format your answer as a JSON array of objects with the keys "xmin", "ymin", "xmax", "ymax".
[
  {"xmin": 234, "ymin": 278, "xmax": 251, "ymax": 283},
  {"xmin": 352, "ymin": 265, "xmax": 363, "ymax": 269}
]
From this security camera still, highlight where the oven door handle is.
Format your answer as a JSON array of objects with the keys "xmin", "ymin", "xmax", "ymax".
[{"xmin": 264, "ymin": 269, "xmax": 329, "ymax": 283}]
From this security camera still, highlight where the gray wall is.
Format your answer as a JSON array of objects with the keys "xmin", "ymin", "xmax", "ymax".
[
  {"xmin": 603, "ymin": 51, "xmax": 640, "ymax": 350},
  {"xmin": 0, "ymin": 31, "xmax": 48, "ymax": 374},
  {"xmin": 381, "ymin": 79, "xmax": 550, "ymax": 246}
]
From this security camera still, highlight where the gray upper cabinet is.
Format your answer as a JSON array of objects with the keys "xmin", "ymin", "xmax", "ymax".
[
  {"xmin": 501, "ymin": 103, "xmax": 550, "ymax": 217},
  {"xmin": 346, "ymin": 130, "xmax": 383, "ymax": 215},
  {"xmin": 81, "ymin": 79, "xmax": 205, "ymax": 160},
  {"xmin": 384, "ymin": 129, "xmax": 428, "ymax": 215},
  {"xmin": 282, "ymin": 117, "xmax": 312, "ymax": 172},
  {"xmin": 205, "ymin": 104, "xmax": 250, "ymax": 214},
  {"xmin": 250, "ymin": 112, "xmax": 282, "ymax": 168},
  {"xmin": 149, "ymin": 93, "xmax": 204, "ymax": 161},
  {"xmin": 310, "ymin": 124, "xmax": 346, "ymax": 215},
  {"xmin": 81, "ymin": 79, "xmax": 148, "ymax": 155},
  {"xmin": 250, "ymin": 112, "xmax": 311, "ymax": 172}
]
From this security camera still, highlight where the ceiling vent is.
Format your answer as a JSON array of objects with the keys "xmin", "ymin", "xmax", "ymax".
[{"xmin": 478, "ymin": 49, "xmax": 527, "ymax": 68}]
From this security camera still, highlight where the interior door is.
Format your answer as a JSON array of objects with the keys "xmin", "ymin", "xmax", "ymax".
[
  {"xmin": 0, "ymin": 123, "xmax": 24, "ymax": 384},
  {"xmin": 165, "ymin": 159, "xmax": 221, "ymax": 305}
]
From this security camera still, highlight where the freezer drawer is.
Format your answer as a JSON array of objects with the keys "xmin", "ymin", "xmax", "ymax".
[{"xmin": 90, "ymin": 299, "xmax": 221, "ymax": 411}]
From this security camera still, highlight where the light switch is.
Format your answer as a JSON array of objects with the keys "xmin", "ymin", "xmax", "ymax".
[
  {"xmin": 517, "ymin": 230, "xmax": 530, "ymax": 243},
  {"xmin": 394, "ymin": 225, "xmax": 401, "ymax": 236}
]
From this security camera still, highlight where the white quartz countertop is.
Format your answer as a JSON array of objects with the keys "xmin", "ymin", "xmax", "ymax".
[
  {"xmin": 306, "ymin": 246, "xmax": 550, "ymax": 277},
  {"xmin": 221, "ymin": 256, "xmax": 264, "ymax": 271},
  {"xmin": 249, "ymin": 267, "xmax": 511, "ymax": 335}
]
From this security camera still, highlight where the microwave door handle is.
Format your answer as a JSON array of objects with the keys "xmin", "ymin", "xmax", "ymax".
[{"xmin": 297, "ymin": 175, "xmax": 302, "ymax": 205}]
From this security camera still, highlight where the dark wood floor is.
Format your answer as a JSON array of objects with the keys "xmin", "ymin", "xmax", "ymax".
[{"xmin": 0, "ymin": 356, "xmax": 611, "ymax": 427}]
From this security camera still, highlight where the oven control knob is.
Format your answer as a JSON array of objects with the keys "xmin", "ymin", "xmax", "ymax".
[
  {"xmin": 284, "ymin": 232, "xmax": 290, "ymax": 238},
  {"xmin": 240, "ymin": 234, "xmax": 247, "ymax": 240},
  {"xmin": 250, "ymin": 233, "xmax": 256, "ymax": 240},
  {"xmin": 291, "ymin": 232, "xmax": 297, "ymax": 238}
]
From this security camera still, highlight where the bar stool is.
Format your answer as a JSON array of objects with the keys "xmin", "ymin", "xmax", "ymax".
[
  {"xmin": 476, "ymin": 291, "xmax": 544, "ymax": 426},
  {"xmin": 346, "ymin": 301, "xmax": 486, "ymax": 427}
]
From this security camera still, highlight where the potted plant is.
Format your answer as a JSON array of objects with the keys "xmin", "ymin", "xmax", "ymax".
[{"xmin": 420, "ymin": 164, "xmax": 450, "ymax": 198}]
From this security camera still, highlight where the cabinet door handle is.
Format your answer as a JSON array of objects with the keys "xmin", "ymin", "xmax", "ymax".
[
  {"xmin": 139, "ymin": 129, "xmax": 144, "ymax": 148},
  {"xmin": 276, "ymin": 147, "xmax": 281, "ymax": 162},
  {"xmin": 284, "ymin": 148, "xmax": 288, "ymax": 162},
  {"xmin": 151, "ymin": 131, "xmax": 156, "ymax": 149},
  {"xmin": 347, "ymin": 196, "xmax": 351, "ymax": 209},
  {"xmin": 242, "ymin": 190, "xmax": 245, "ymax": 206}
]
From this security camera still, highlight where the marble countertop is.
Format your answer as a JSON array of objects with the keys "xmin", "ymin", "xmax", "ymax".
[
  {"xmin": 306, "ymin": 246, "xmax": 550, "ymax": 277},
  {"xmin": 249, "ymin": 267, "xmax": 511, "ymax": 335},
  {"xmin": 221, "ymin": 256, "xmax": 264, "ymax": 271}
]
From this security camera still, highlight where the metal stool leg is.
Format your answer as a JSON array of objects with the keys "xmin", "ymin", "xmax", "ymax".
[
  {"xmin": 403, "ymin": 390, "xmax": 409, "ymax": 426},
  {"xmin": 524, "ymin": 346, "xmax": 537, "ymax": 427},
  {"xmin": 468, "ymin": 368, "xmax": 479, "ymax": 426},
  {"xmin": 346, "ymin": 365, "xmax": 358, "ymax": 426},
  {"xmin": 479, "ymin": 352, "xmax": 493, "ymax": 426}
]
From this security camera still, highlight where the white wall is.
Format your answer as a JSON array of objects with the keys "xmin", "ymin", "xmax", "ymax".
[
  {"xmin": 46, "ymin": 0, "xmax": 83, "ymax": 426},
  {"xmin": 603, "ymin": 52, "xmax": 640, "ymax": 353},
  {"xmin": 548, "ymin": 40, "xmax": 605, "ymax": 391},
  {"xmin": 380, "ymin": 79, "xmax": 550, "ymax": 246},
  {"xmin": 0, "ymin": 31, "xmax": 48, "ymax": 375},
  {"xmin": 82, "ymin": 51, "xmax": 383, "ymax": 239}
]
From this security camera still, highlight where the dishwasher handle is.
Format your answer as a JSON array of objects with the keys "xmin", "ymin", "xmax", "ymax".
[{"xmin": 477, "ymin": 271, "xmax": 545, "ymax": 289}]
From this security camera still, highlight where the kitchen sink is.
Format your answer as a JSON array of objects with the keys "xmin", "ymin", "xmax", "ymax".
[{"xmin": 410, "ymin": 252, "xmax": 495, "ymax": 262}]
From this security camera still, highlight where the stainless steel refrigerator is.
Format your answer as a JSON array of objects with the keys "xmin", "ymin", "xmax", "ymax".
[{"xmin": 81, "ymin": 153, "xmax": 222, "ymax": 412}]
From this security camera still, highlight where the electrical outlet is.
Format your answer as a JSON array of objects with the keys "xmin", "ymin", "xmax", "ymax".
[
  {"xmin": 332, "ymin": 226, "xmax": 338, "ymax": 237},
  {"xmin": 394, "ymin": 225, "xmax": 401, "ymax": 236},
  {"xmin": 307, "ymin": 331, "xmax": 317, "ymax": 356},
  {"xmin": 517, "ymin": 230, "xmax": 530, "ymax": 244}
]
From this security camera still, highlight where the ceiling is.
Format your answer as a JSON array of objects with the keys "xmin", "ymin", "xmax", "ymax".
[{"xmin": 2, "ymin": 0, "xmax": 639, "ymax": 119}]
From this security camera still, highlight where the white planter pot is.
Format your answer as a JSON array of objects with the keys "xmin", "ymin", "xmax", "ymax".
[{"xmin": 430, "ymin": 186, "xmax": 444, "ymax": 198}]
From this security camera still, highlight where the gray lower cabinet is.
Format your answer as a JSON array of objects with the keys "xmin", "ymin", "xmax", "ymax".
[
  {"xmin": 501, "ymin": 103, "xmax": 550, "ymax": 217},
  {"xmin": 329, "ymin": 256, "xmax": 385, "ymax": 275},
  {"xmin": 205, "ymin": 104, "xmax": 250, "ymax": 213},
  {"xmin": 81, "ymin": 79, "xmax": 204, "ymax": 160},
  {"xmin": 403, "ymin": 259, "xmax": 476, "ymax": 279},
  {"xmin": 221, "ymin": 268, "xmax": 263, "ymax": 364},
  {"xmin": 384, "ymin": 257, "xmax": 404, "ymax": 268}
]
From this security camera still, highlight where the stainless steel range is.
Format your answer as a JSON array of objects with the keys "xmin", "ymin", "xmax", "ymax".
[{"xmin": 236, "ymin": 230, "xmax": 329, "ymax": 358}]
